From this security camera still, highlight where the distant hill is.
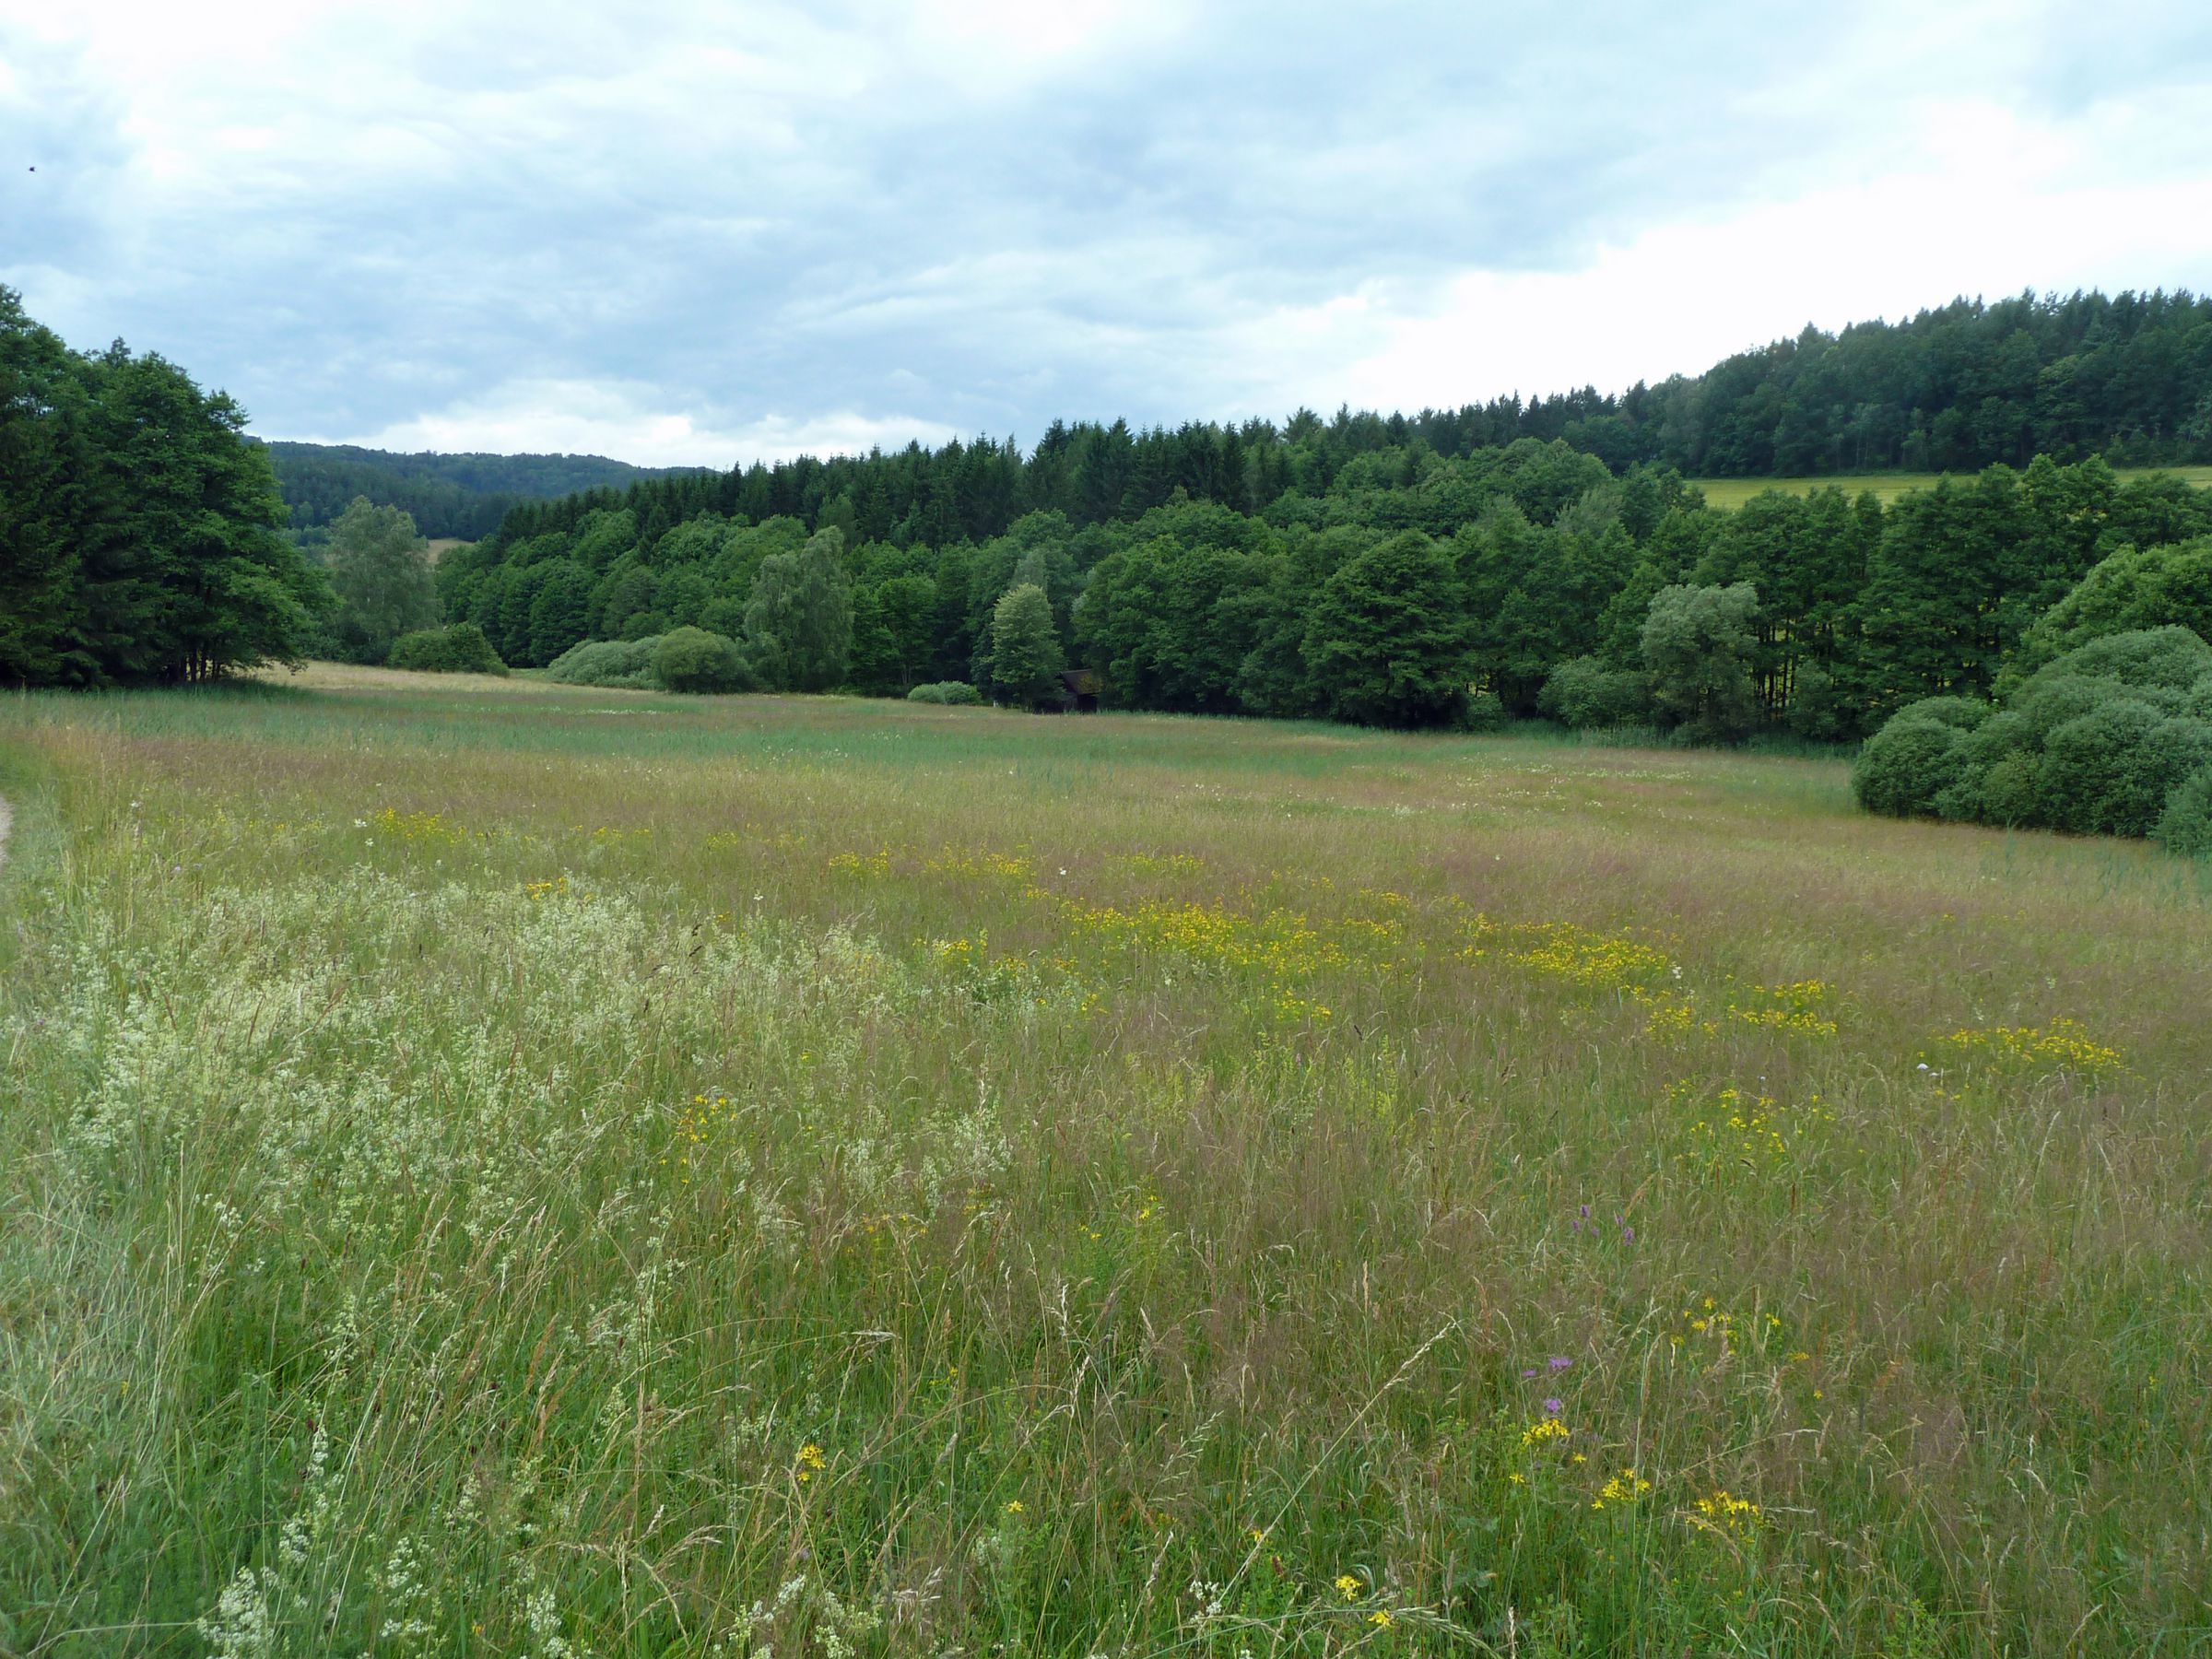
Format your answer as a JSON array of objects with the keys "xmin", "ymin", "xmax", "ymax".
[{"xmin": 257, "ymin": 441, "xmax": 711, "ymax": 541}]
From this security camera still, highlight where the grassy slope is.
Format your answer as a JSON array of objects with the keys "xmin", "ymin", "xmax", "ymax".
[
  {"xmin": 1690, "ymin": 464, "xmax": 2212, "ymax": 509},
  {"xmin": 3, "ymin": 673, "xmax": 2209, "ymax": 1656}
]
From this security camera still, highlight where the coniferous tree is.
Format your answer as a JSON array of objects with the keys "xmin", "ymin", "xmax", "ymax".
[{"xmin": 0, "ymin": 289, "xmax": 327, "ymax": 687}]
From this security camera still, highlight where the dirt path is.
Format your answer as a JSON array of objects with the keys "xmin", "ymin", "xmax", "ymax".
[{"xmin": 0, "ymin": 794, "xmax": 10, "ymax": 870}]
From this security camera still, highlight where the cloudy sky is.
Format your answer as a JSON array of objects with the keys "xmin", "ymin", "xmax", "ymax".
[{"xmin": 7, "ymin": 1, "xmax": 2212, "ymax": 466}]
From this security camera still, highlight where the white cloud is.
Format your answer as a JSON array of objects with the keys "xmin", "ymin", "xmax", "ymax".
[
  {"xmin": 1220, "ymin": 97, "xmax": 2212, "ymax": 418},
  {"xmin": 330, "ymin": 378, "xmax": 957, "ymax": 465},
  {"xmin": 7, "ymin": 2, "xmax": 2211, "ymax": 464}
]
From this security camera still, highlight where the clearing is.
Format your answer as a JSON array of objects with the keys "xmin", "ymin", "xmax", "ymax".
[
  {"xmin": 1691, "ymin": 463, "xmax": 2212, "ymax": 509},
  {"xmin": 2, "ymin": 674, "xmax": 2208, "ymax": 1655}
]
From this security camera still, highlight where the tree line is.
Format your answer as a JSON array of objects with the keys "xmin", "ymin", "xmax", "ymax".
[
  {"xmin": 9, "ymin": 278, "xmax": 2211, "ymax": 735},
  {"xmin": 479, "ymin": 286, "xmax": 2212, "ymax": 565},
  {"xmin": 258, "ymin": 289, "xmax": 2212, "ymax": 546},
  {"xmin": 440, "ymin": 439, "xmax": 2212, "ymax": 740}
]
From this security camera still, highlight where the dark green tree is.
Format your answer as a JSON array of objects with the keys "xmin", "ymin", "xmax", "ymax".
[
  {"xmin": 0, "ymin": 290, "xmax": 88, "ymax": 685},
  {"xmin": 744, "ymin": 528, "xmax": 853, "ymax": 691},
  {"xmin": 1303, "ymin": 531, "xmax": 1470, "ymax": 727},
  {"xmin": 526, "ymin": 560, "xmax": 595, "ymax": 665}
]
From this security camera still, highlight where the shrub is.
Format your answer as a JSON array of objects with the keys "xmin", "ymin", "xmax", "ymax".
[
  {"xmin": 1785, "ymin": 665, "xmax": 1853, "ymax": 741},
  {"xmin": 385, "ymin": 622, "xmax": 507, "ymax": 676},
  {"xmin": 1856, "ymin": 629, "xmax": 2212, "ymax": 845},
  {"xmin": 2040, "ymin": 624, "xmax": 2212, "ymax": 695},
  {"xmin": 650, "ymin": 627, "xmax": 752, "ymax": 694},
  {"xmin": 1461, "ymin": 689, "xmax": 1508, "ymax": 733},
  {"xmin": 2008, "ymin": 535, "xmax": 2212, "ymax": 684},
  {"xmin": 1972, "ymin": 749, "xmax": 2044, "ymax": 827},
  {"xmin": 907, "ymin": 680, "xmax": 983, "ymax": 706},
  {"xmin": 2154, "ymin": 765, "xmax": 2212, "ymax": 858},
  {"xmin": 544, "ymin": 637, "xmax": 661, "ymax": 689},
  {"xmin": 1888, "ymin": 695, "xmax": 1993, "ymax": 732},
  {"xmin": 2037, "ymin": 698, "xmax": 2168, "ymax": 835},
  {"xmin": 1852, "ymin": 713, "xmax": 1966, "ymax": 818},
  {"xmin": 1538, "ymin": 656, "xmax": 1648, "ymax": 729}
]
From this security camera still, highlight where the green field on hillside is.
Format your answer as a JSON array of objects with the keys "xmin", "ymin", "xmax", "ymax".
[
  {"xmin": 1691, "ymin": 465, "xmax": 2212, "ymax": 509},
  {"xmin": 4, "ymin": 669, "xmax": 2209, "ymax": 1656}
]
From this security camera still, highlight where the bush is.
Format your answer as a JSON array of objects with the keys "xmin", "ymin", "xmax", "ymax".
[
  {"xmin": 385, "ymin": 623, "xmax": 507, "ymax": 676},
  {"xmin": 2154, "ymin": 765, "xmax": 2212, "ymax": 858},
  {"xmin": 2008, "ymin": 536, "xmax": 2212, "ymax": 684},
  {"xmin": 544, "ymin": 637, "xmax": 660, "ymax": 689},
  {"xmin": 1856, "ymin": 628, "xmax": 2212, "ymax": 846},
  {"xmin": 1538, "ymin": 656, "xmax": 1648, "ymax": 729},
  {"xmin": 1784, "ymin": 665, "xmax": 1853, "ymax": 741},
  {"xmin": 907, "ymin": 680, "xmax": 983, "ymax": 706},
  {"xmin": 2037, "ymin": 698, "xmax": 2168, "ymax": 834},
  {"xmin": 2037, "ymin": 624, "xmax": 2212, "ymax": 695},
  {"xmin": 1888, "ymin": 695, "xmax": 1993, "ymax": 732},
  {"xmin": 650, "ymin": 627, "xmax": 752, "ymax": 694},
  {"xmin": 1461, "ymin": 689, "xmax": 1508, "ymax": 733},
  {"xmin": 1852, "ymin": 714, "xmax": 1966, "ymax": 818}
]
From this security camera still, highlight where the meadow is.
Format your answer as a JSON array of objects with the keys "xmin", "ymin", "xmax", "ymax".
[
  {"xmin": 1689, "ymin": 465, "xmax": 2212, "ymax": 509},
  {"xmin": 2, "ymin": 667, "xmax": 2209, "ymax": 1657}
]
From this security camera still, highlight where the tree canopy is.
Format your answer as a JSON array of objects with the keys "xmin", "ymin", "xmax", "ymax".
[
  {"xmin": 985, "ymin": 583, "xmax": 1065, "ymax": 707},
  {"xmin": 323, "ymin": 496, "xmax": 437, "ymax": 664},
  {"xmin": 0, "ymin": 288, "xmax": 326, "ymax": 687}
]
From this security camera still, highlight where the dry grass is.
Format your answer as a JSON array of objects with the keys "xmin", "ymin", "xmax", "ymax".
[
  {"xmin": 1, "ymin": 678, "xmax": 2207, "ymax": 1657},
  {"xmin": 256, "ymin": 660, "xmax": 598, "ymax": 696}
]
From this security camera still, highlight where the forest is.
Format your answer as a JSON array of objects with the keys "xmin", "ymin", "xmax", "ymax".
[
  {"xmin": 263, "ymin": 441, "xmax": 701, "ymax": 540},
  {"xmin": 440, "ymin": 445, "xmax": 2210, "ymax": 738}
]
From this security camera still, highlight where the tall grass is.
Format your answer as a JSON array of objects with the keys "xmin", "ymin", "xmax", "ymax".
[{"xmin": 2, "ymin": 667, "xmax": 2208, "ymax": 1656}]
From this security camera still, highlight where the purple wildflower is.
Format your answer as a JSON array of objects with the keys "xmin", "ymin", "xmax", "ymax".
[
  {"xmin": 1548, "ymin": 1356, "xmax": 1572, "ymax": 1372},
  {"xmin": 1521, "ymin": 1368, "xmax": 1538, "ymax": 1379},
  {"xmin": 1543, "ymin": 1397, "xmax": 1564, "ymax": 1416}
]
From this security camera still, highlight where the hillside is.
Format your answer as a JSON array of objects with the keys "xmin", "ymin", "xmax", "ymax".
[
  {"xmin": 259, "ymin": 440, "xmax": 710, "ymax": 539},
  {"xmin": 272, "ymin": 289, "xmax": 2212, "ymax": 547}
]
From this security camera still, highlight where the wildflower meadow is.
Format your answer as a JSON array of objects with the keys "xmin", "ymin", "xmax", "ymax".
[{"xmin": 2, "ymin": 665, "xmax": 2208, "ymax": 1656}]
